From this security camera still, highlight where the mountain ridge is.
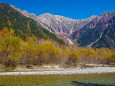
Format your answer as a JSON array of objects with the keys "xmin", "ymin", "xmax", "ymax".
[
  {"xmin": 10, "ymin": 4, "xmax": 115, "ymax": 48},
  {"xmin": 10, "ymin": 5, "xmax": 97, "ymax": 37}
]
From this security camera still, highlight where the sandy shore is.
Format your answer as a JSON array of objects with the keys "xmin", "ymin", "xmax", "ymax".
[{"xmin": 0, "ymin": 67, "xmax": 115, "ymax": 75}]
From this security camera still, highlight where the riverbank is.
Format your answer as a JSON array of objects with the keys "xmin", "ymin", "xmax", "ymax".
[{"xmin": 0, "ymin": 67, "xmax": 115, "ymax": 75}]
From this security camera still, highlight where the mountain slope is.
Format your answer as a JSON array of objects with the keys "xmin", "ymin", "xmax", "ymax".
[
  {"xmin": 0, "ymin": 3, "xmax": 64, "ymax": 43},
  {"xmin": 37, "ymin": 13, "xmax": 97, "ymax": 36},
  {"xmin": 10, "ymin": 5, "xmax": 97, "ymax": 37},
  {"xmin": 9, "ymin": 4, "xmax": 115, "ymax": 48},
  {"xmin": 92, "ymin": 16, "xmax": 115, "ymax": 48},
  {"xmin": 72, "ymin": 11, "xmax": 115, "ymax": 48}
]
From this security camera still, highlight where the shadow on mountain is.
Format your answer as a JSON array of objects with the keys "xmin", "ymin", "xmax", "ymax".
[{"xmin": 72, "ymin": 81, "xmax": 114, "ymax": 86}]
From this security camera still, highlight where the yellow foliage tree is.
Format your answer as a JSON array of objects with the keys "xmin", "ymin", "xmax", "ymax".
[
  {"xmin": 22, "ymin": 40, "xmax": 38, "ymax": 65},
  {"xmin": 8, "ymin": 20, "xmax": 11, "ymax": 26},
  {"xmin": 27, "ymin": 21, "xmax": 31, "ymax": 33},
  {"xmin": 62, "ymin": 48, "xmax": 71, "ymax": 64},
  {"xmin": 0, "ymin": 37, "xmax": 22, "ymax": 67},
  {"xmin": 0, "ymin": 27, "xmax": 14, "ymax": 39},
  {"xmin": 40, "ymin": 41, "xmax": 63, "ymax": 64}
]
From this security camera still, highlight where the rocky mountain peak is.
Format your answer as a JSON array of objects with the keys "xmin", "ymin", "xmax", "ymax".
[
  {"xmin": 100, "ymin": 11, "xmax": 115, "ymax": 17},
  {"xmin": 10, "ymin": 5, "xmax": 97, "ymax": 37},
  {"xmin": 37, "ymin": 13, "xmax": 97, "ymax": 36},
  {"xmin": 89, "ymin": 15, "xmax": 97, "ymax": 19}
]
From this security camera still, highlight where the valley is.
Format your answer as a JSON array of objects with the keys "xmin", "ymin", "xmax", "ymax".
[{"xmin": 0, "ymin": 1, "xmax": 115, "ymax": 86}]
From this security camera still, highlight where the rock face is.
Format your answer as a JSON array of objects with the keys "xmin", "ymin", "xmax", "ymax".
[
  {"xmin": 37, "ymin": 13, "xmax": 97, "ymax": 37},
  {"xmin": 11, "ymin": 5, "xmax": 97, "ymax": 37}
]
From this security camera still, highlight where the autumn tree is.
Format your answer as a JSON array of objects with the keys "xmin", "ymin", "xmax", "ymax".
[
  {"xmin": 62, "ymin": 48, "xmax": 71, "ymax": 64},
  {"xmin": 22, "ymin": 39, "xmax": 38, "ymax": 66},
  {"xmin": 8, "ymin": 20, "xmax": 11, "ymax": 26},
  {"xmin": 111, "ymin": 50, "xmax": 115, "ymax": 64},
  {"xmin": 27, "ymin": 21, "xmax": 31, "ymax": 33},
  {"xmin": 76, "ymin": 48, "xmax": 89, "ymax": 64},
  {"xmin": 40, "ymin": 41, "xmax": 63, "ymax": 64},
  {"xmin": 67, "ymin": 50, "xmax": 80, "ymax": 66},
  {"xmin": 0, "ymin": 27, "xmax": 14, "ymax": 39},
  {"xmin": 100, "ymin": 48, "xmax": 112, "ymax": 64},
  {"xmin": 0, "ymin": 37, "xmax": 22, "ymax": 67},
  {"xmin": 87, "ymin": 48, "xmax": 96, "ymax": 63}
]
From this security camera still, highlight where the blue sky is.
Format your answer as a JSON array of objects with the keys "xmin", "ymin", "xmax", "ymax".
[{"xmin": 0, "ymin": 0, "xmax": 115, "ymax": 19}]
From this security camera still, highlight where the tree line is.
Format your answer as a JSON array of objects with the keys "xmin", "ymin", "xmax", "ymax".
[{"xmin": 0, "ymin": 27, "xmax": 115, "ymax": 68}]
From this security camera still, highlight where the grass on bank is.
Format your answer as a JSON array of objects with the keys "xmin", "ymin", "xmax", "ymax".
[{"xmin": 0, "ymin": 73, "xmax": 115, "ymax": 86}]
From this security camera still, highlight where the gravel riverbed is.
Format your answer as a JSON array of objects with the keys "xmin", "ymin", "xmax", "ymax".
[{"xmin": 0, "ymin": 67, "xmax": 115, "ymax": 75}]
